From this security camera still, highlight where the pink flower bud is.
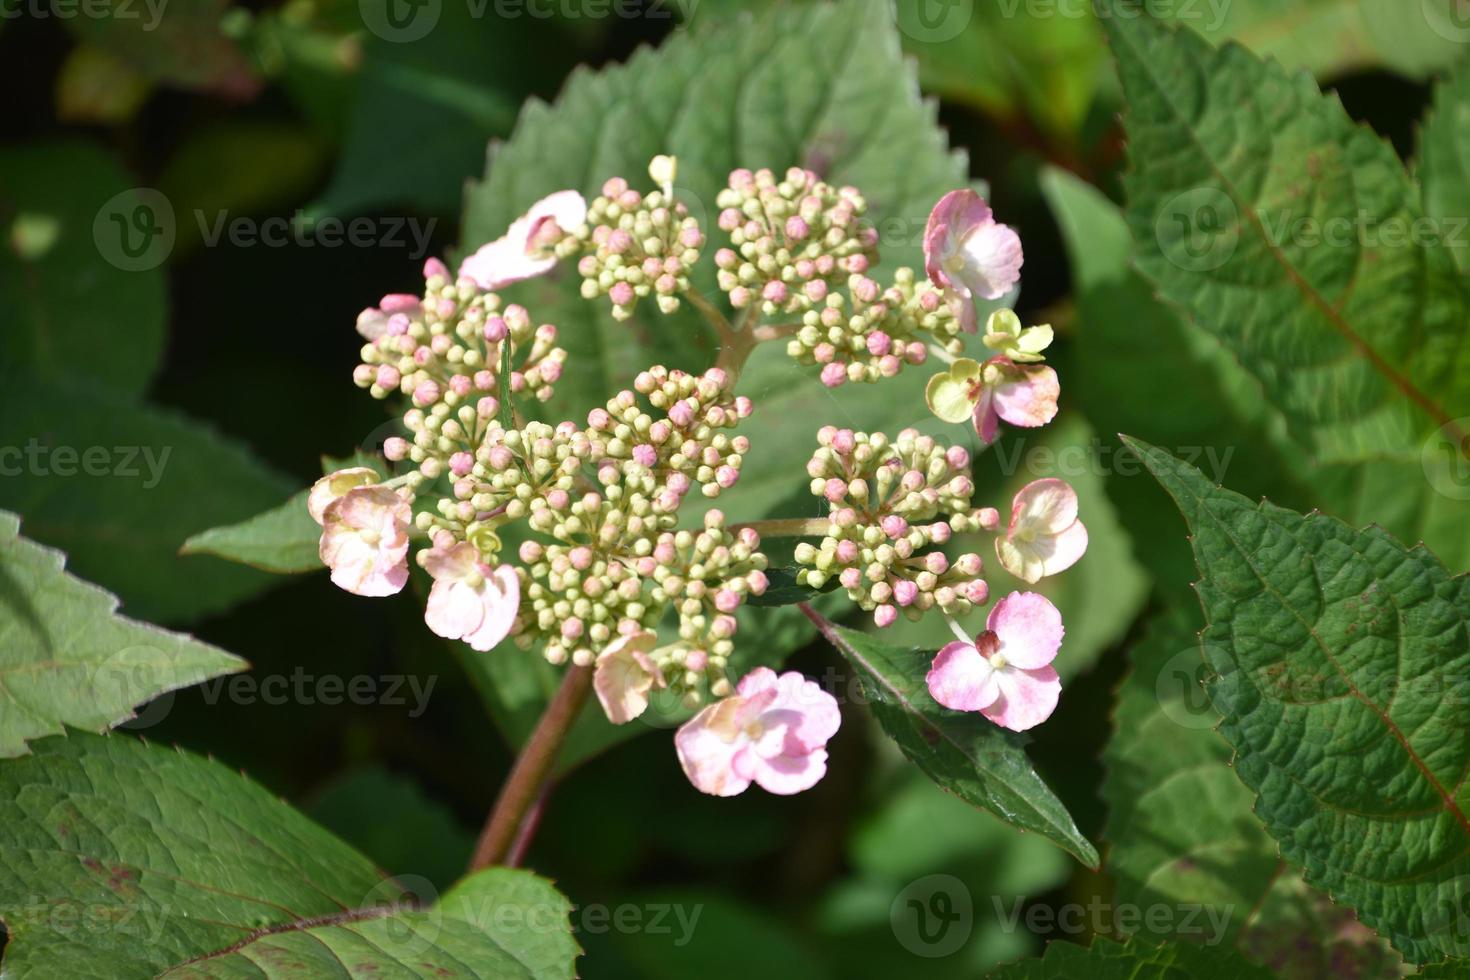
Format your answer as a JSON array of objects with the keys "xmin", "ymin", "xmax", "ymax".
[
  {"xmin": 746, "ymin": 569, "xmax": 767, "ymax": 594},
  {"xmin": 824, "ymin": 478, "xmax": 848, "ymax": 503},
  {"xmin": 477, "ymin": 396, "xmax": 499, "ymax": 419},
  {"xmin": 680, "ymin": 227, "xmax": 704, "ymax": 248},
  {"xmin": 488, "ymin": 446, "xmax": 514, "ymax": 470},
  {"xmin": 412, "ymin": 380, "xmax": 441, "ymax": 406},
  {"xmin": 820, "ymin": 363, "xmax": 847, "ymax": 388},
  {"xmin": 484, "ymin": 317, "xmax": 508, "ymax": 341},
  {"xmin": 685, "ymin": 649, "xmax": 708, "ymax": 671},
  {"xmin": 852, "ymin": 276, "xmax": 879, "ymax": 303},
  {"xmin": 929, "ymin": 521, "xmax": 953, "ymax": 544},
  {"xmin": 632, "ymin": 444, "xmax": 657, "ymax": 466},
  {"xmin": 519, "ymin": 541, "xmax": 544, "ymax": 562},
  {"xmin": 964, "ymin": 580, "xmax": 990, "ymax": 604},
  {"xmin": 873, "ymin": 604, "xmax": 898, "ymax": 628},
  {"xmin": 423, "ymin": 257, "xmax": 449, "ymax": 280},
  {"xmin": 839, "ymin": 568, "xmax": 862, "ymax": 589},
  {"xmin": 375, "ymin": 365, "xmax": 401, "ymax": 388},
  {"xmin": 380, "ymin": 293, "xmax": 419, "ymax": 314},
  {"xmin": 785, "ymin": 216, "xmax": 809, "ymax": 240},
  {"xmin": 561, "ymin": 617, "xmax": 584, "ymax": 640},
  {"xmin": 669, "ymin": 401, "xmax": 695, "ymax": 427},
  {"xmin": 607, "ymin": 228, "xmax": 633, "ymax": 254},
  {"xmin": 832, "ymin": 429, "xmax": 856, "ymax": 454},
  {"xmin": 762, "ymin": 280, "xmax": 789, "ymax": 304},
  {"xmin": 383, "ymin": 437, "xmax": 409, "ymax": 461},
  {"xmin": 353, "ymin": 364, "xmax": 375, "ymax": 386},
  {"xmin": 449, "ymin": 374, "xmax": 472, "ymax": 397},
  {"xmin": 977, "ymin": 507, "xmax": 1000, "ymax": 530},
  {"xmin": 449, "ymin": 452, "xmax": 474, "ymax": 477},
  {"xmin": 716, "ymin": 466, "xmax": 740, "ymax": 488},
  {"xmin": 714, "ymin": 589, "xmax": 741, "ymax": 613},
  {"xmin": 881, "ymin": 515, "xmax": 909, "ymax": 539},
  {"xmin": 546, "ymin": 489, "xmax": 569, "ymax": 510},
  {"xmin": 925, "ymin": 552, "xmax": 950, "ymax": 575},
  {"xmin": 609, "ymin": 282, "xmax": 635, "ymax": 306},
  {"xmin": 734, "ymin": 397, "xmax": 753, "ymax": 418},
  {"xmin": 836, "ymin": 540, "xmax": 859, "ymax": 563},
  {"xmin": 570, "ymin": 546, "xmax": 593, "ymax": 571},
  {"xmin": 866, "ymin": 330, "xmax": 891, "ymax": 356},
  {"xmin": 946, "ymin": 446, "xmax": 970, "ymax": 470},
  {"xmin": 893, "ymin": 579, "xmax": 918, "ymax": 606}
]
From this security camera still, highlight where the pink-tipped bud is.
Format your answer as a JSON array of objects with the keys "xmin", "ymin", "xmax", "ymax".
[
  {"xmin": 977, "ymin": 507, "xmax": 1000, "ymax": 531},
  {"xmin": 546, "ymin": 488, "xmax": 570, "ymax": 510},
  {"xmin": 569, "ymin": 546, "xmax": 593, "ymax": 571},
  {"xmin": 925, "ymin": 552, "xmax": 950, "ymax": 575},
  {"xmin": 805, "ymin": 280, "xmax": 828, "ymax": 302},
  {"xmin": 519, "ymin": 541, "xmax": 544, "ymax": 563},
  {"xmin": 873, "ymin": 604, "xmax": 898, "ymax": 628},
  {"xmin": 609, "ymin": 281, "xmax": 635, "ymax": 306},
  {"xmin": 484, "ymin": 317, "xmax": 508, "ymax": 342},
  {"xmin": 476, "ymin": 396, "xmax": 499, "ymax": 419},
  {"xmin": 946, "ymin": 446, "xmax": 970, "ymax": 470},
  {"xmin": 823, "ymin": 478, "xmax": 848, "ymax": 503},
  {"xmin": 762, "ymin": 280, "xmax": 789, "ymax": 304},
  {"xmin": 607, "ymin": 228, "xmax": 633, "ymax": 254},
  {"xmin": 930, "ymin": 521, "xmax": 953, "ymax": 544},
  {"xmin": 449, "ymin": 452, "xmax": 474, "ymax": 477},
  {"xmin": 412, "ymin": 380, "xmax": 441, "ymax": 407},
  {"xmin": 422, "ymin": 257, "xmax": 449, "ymax": 281},
  {"xmin": 375, "ymin": 365, "xmax": 401, "ymax": 389},
  {"xmin": 832, "ymin": 429, "xmax": 856, "ymax": 454},
  {"xmin": 718, "ymin": 208, "xmax": 742, "ymax": 231},
  {"xmin": 839, "ymin": 568, "xmax": 862, "ymax": 589},
  {"xmin": 867, "ymin": 332, "xmax": 891, "ymax": 358},
  {"xmin": 745, "ymin": 569, "xmax": 767, "ymax": 595},
  {"xmin": 881, "ymin": 515, "xmax": 909, "ymax": 539},
  {"xmin": 714, "ymin": 589, "xmax": 741, "ymax": 613},
  {"xmin": 716, "ymin": 466, "xmax": 739, "ymax": 488},
  {"xmin": 680, "ymin": 227, "xmax": 704, "ymax": 248},
  {"xmin": 488, "ymin": 446, "xmax": 514, "ymax": 470},
  {"xmin": 893, "ymin": 579, "xmax": 919, "ymax": 607},
  {"xmin": 669, "ymin": 401, "xmax": 695, "ymax": 427},
  {"xmin": 685, "ymin": 649, "xmax": 709, "ymax": 671},
  {"xmin": 632, "ymin": 444, "xmax": 657, "ymax": 467},
  {"xmin": 964, "ymin": 579, "xmax": 990, "ymax": 604},
  {"xmin": 852, "ymin": 277, "xmax": 879, "ymax": 303},
  {"xmin": 785, "ymin": 216, "xmax": 809, "ymax": 240},
  {"xmin": 449, "ymin": 374, "xmax": 472, "ymax": 397},
  {"xmin": 820, "ymin": 363, "xmax": 847, "ymax": 388},
  {"xmin": 383, "ymin": 436, "xmax": 409, "ymax": 461},
  {"xmin": 835, "ymin": 539, "xmax": 859, "ymax": 563}
]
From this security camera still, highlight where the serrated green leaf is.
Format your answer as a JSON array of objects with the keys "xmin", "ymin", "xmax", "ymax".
[
  {"xmin": 1105, "ymin": 4, "xmax": 1470, "ymax": 465},
  {"xmin": 0, "ymin": 512, "xmax": 245, "ymax": 757},
  {"xmin": 0, "ymin": 732, "xmax": 580, "ymax": 977},
  {"xmin": 0, "ymin": 375, "xmax": 295, "ymax": 623},
  {"xmin": 0, "ymin": 141, "xmax": 166, "ymax": 394},
  {"xmin": 1042, "ymin": 165, "xmax": 1470, "ymax": 579},
  {"xmin": 180, "ymin": 489, "xmax": 320, "ymax": 573},
  {"xmin": 1127, "ymin": 436, "xmax": 1470, "ymax": 963},
  {"xmin": 1103, "ymin": 607, "xmax": 1400, "ymax": 975},
  {"xmin": 985, "ymin": 937, "xmax": 1277, "ymax": 979},
  {"xmin": 802, "ymin": 608, "xmax": 1097, "ymax": 868}
]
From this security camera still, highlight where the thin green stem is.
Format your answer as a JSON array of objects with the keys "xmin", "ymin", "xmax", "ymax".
[
  {"xmin": 733, "ymin": 517, "xmax": 830, "ymax": 537},
  {"xmin": 685, "ymin": 286, "xmax": 736, "ymax": 343}
]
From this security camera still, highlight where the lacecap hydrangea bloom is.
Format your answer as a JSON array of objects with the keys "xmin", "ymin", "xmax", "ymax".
[{"xmin": 314, "ymin": 157, "xmax": 1088, "ymax": 805}]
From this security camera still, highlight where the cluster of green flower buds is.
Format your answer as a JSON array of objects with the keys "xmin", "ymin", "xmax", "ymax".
[
  {"xmin": 787, "ymin": 267, "xmax": 964, "ymax": 387},
  {"xmin": 573, "ymin": 158, "xmax": 705, "ymax": 322},
  {"xmin": 713, "ymin": 167, "xmax": 878, "ymax": 317},
  {"xmin": 794, "ymin": 427, "xmax": 997, "ymax": 628}
]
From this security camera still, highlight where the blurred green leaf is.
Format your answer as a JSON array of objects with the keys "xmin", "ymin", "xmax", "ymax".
[
  {"xmin": 157, "ymin": 121, "xmax": 329, "ymax": 255},
  {"xmin": 1106, "ymin": 6, "xmax": 1470, "ymax": 466},
  {"xmin": 0, "ymin": 375, "xmax": 295, "ymax": 624},
  {"xmin": 0, "ymin": 511, "xmax": 246, "ymax": 757},
  {"xmin": 1130, "ymin": 436, "xmax": 1470, "ymax": 964},
  {"xmin": 986, "ymin": 936, "xmax": 1277, "ymax": 979},
  {"xmin": 61, "ymin": 0, "xmax": 259, "ymax": 97},
  {"xmin": 1419, "ymin": 59, "xmax": 1470, "ymax": 273},
  {"xmin": 807, "ymin": 612, "xmax": 1098, "ymax": 867},
  {"xmin": 307, "ymin": 766, "xmax": 474, "ymax": 891},
  {"xmin": 55, "ymin": 44, "xmax": 153, "ymax": 124},
  {"xmin": 0, "ymin": 733, "xmax": 579, "ymax": 976},
  {"xmin": 1103, "ymin": 607, "xmax": 1400, "ymax": 975},
  {"xmin": 180, "ymin": 488, "xmax": 320, "ymax": 573},
  {"xmin": 0, "ymin": 141, "xmax": 166, "ymax": 395}
]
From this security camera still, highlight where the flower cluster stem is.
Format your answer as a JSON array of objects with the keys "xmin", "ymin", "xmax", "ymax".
[
  {"xmin": 469, "ymin": 663, "xmax": 594, "ymax": 871},
  {"xmin": 733, "ymin": 517, "xmax": 830, "ymax": 537}
]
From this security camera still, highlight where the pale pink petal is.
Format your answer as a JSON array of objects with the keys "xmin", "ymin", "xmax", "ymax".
[
  {"xmin": 462, "ymin": 565, "xmax": 520, "ymax": 652},
  {"xmin": 458, "ymin": 190, "xmax": 587, "ymax": 290},
  {"xmin": 981, "ymin": 665, "xmax": 1060, "ymax": 732},
  {"xmin": 1040, "ymin": 520, "xmax": 1089, "ymax": 578},
  {"xmin": 924, "ymin": 190, "xmax": 994, "ymax": 291},
  {"xmin": 926, "ymin": 641, "xmax": 1000, "ymax": 712},
  {"xmin": 972, "ymin": 387, "xmax": 1000, "ymax": 446},
  {"xmin": 675, "ymin": 699, "xmax": 752, "ymax": 797},
  {"xmin": 956, "ymin": 219, "xmax": 1023, "ymax": 301},
  {"xmin": 752, "ymin": 748, "xmax": 829, "ymax": 795},
  {"xmin": 593, "ymin": 631, "xmax": 660, "ymax": 724},
  {"xmin": 308, "ymin": 468, "xmax": 381, "ymax": 524},
  {"xmin": 529, "ymin": 189, "xmax": 588, "ymax": 235},
  {"xmin": 986, "ymin": 592, "xmax": 1063, "ymax": 669},
  {"xmin": 736, "ymin": 666, "xmax": 781, "ymax": 699},
  {"xmin": 425, "ymin": 580, "xmax": 485, "ymax": 641},
  {"xmin": 418, "ymin": 542, "xmax": 480, "ymax": 581},
  {"xmin": 356, "ymin": 307, "xmax": 389, "ymax": 340},
  {"xmin": 768, "ymin": 672, "xmax": 841, "ymax": 751},
  {"xmin": 1007, "ymin": 478, "xmax": 1078, "ymax": 535},
  {"xmin": 992, "ymin": 363, "xmax": 1058, "ymax": 429}
]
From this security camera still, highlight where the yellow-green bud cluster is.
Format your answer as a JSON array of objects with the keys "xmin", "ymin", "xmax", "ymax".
[
  {"xmin": 713, "ymin": 166, "xmax": 878, "ymax": 316},
  {"xmin": 795, "ymin": 426, "xmax": 993, "ymax": 628},
  {"xmin": 573, "ymin": 176, "xmax": 705, "ymax": 321}
]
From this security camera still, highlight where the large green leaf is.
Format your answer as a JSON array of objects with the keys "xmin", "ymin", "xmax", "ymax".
[
  {"xmin": 0, "ymin": 376, "xmax": 295, "ymax": 623},
  {"xmin": 1129, "ymin": 437, "xmax": 1470, "ymax": 963},
  {"xmin": 1106, "ymin": 4, "xmax": 1470, "ymax": 465},
  {"xmin": 985, "ymin": 937, "xmax": 1277, "ymax": 979},
  {"xmin": 1103, "ymin": 607, "xmax": 1400, "ymax": 976},
  {"xmin": 0, "ymin": 141, "xmax": 166, "ymax": 395},
  {"xmin": 801, "ymin": 609, "xmax": 1097, "ymax": 868},
  {"xmin": 0, "ymin": 732, "xmax": 580, "ymax": 977},
  {"xmin": 1042, "ymin": 165, "xmax": 1470, "ymax": 580},
  {"xmin": 0, "ymin": 512, "xmax": 244, "ymax": 758},
  {"xmin": 1420, "ymin": 60, "xmax": 1470, "ymax": 273}
]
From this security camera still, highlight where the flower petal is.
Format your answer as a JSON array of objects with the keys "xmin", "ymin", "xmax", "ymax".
[
  {"xmin": 1008, "ymin": 478, "xmax": 1079, "ymax": 536},
  {"xmin": 675, "ymin": 700, "xmax": 752, "ymax": 797},
  {"xmin": 985, "ymin": 591, "xmax": 1063, "ymax": 669},
  {"xmin": 925, "ymin": 359, "xmax": 982, "ymax": 424},
  {"xmin": 425, "ymin": 580, "xmax": 485, "ymax": 641},
  {"xmin": 981, "ymin": 665, "xmax": 1060, "ymax": 732},
  {"xmin": 972, "ymin": 386, "xmax": 1000, "ymax": 446},
  {"xmin": 752, "ymin": 748, "xmax": 829, "ymax": 796},
  {"xmin": 926, "ymin": 641, "xmax": 1000, "ymax": 712},
  {"xmin": 991, "ymin": 363, "xmax": 1058, "ymax": 429},
  {"xmin": 462, "ymin": 564, "xmax": 520, "ymax": 652},
  {"xmin": 956, "ymin": 218, "xmax": 1023, "ymax": 301},
  {"xmin": 593, "ymin": 631, "xmax": 659, "ymax": 724}
]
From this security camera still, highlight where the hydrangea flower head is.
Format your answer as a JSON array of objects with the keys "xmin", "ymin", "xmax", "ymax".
[{"xmin": 318, "ymin": 485, "xmax": 411, "ymax": 597}]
